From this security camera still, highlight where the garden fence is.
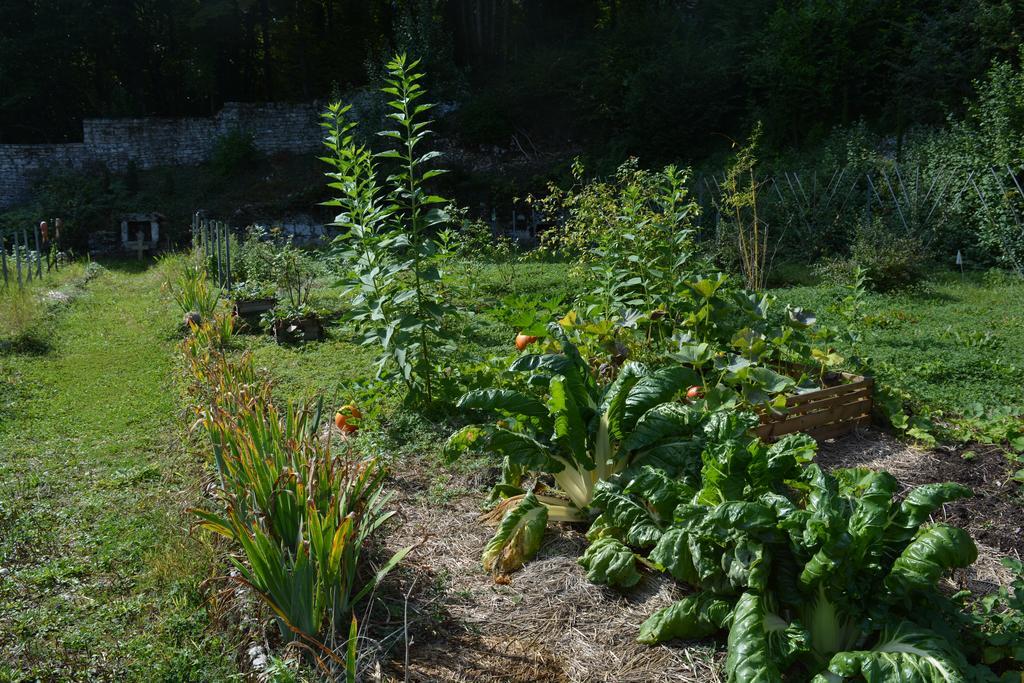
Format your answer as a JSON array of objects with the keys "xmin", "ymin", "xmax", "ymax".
[
  {"xmin": 0, "ymin": 222, "xmax": 61, "ymax": 291},
  {"xmin": 696, "ymin": 163, "xmax": 1024, "ymax": 273},
  {"xmin": 191, "ymin": 213, "xmax": 233, "ymax": 290}
]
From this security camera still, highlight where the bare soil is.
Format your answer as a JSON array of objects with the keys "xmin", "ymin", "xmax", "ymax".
[{"xmin": 364, "ymin": 427, "xmax": 1023, "ymax": 682}]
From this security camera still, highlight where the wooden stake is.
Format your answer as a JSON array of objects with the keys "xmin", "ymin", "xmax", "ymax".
[
  {"xmin": 34, "ymin": 224, "xmax": 42, "ymax": 278},
  {"xmin": 1, "ymin": 233, "xmax": 8, "ymax": 289}
]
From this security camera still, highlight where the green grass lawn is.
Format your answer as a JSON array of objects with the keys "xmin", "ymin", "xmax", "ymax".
[
  {"xmin": 0, "ymin": 262, "xmax": 235, "ymax": 682},
  {"xmin": 778, "ymin": 271, "xmax": 1024, "ymax": 435}
]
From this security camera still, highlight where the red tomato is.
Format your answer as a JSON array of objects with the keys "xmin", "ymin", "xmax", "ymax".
[{"xmin": 515, "ymin": 334, "xmax": 538, "ymax": 351}]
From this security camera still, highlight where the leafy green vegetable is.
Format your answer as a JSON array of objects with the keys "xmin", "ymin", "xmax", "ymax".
[
  {"xmin": 578, "ymin": 537, "xmax": 641, "ymax": 588},
  {"xmin": 636, "ymin": 592, "xmax": 733, "ymax": 643}
]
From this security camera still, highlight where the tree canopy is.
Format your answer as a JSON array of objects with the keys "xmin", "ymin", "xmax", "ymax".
[{"xmin": 1, "ymin": 0, "xmax": 1021, "ymax": 163}]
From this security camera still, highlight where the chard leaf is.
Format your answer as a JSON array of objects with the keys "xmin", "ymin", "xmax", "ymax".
[
  {"xmin": 725, "ymin": 592, "xmax": 797, "ymax": 683},
  {"xmin": 888, "ymin": 483, "xmax": 973, "ymax": 546},
  {"xmin": 600, "ymin": 362, "xmax": 645, "ymax": 440},
  {"xmin": 621, "ymin": 366, "xmax": 699, "ymax": 431},
  {"xmin": 578, "ymin": 537, "xmax": 641, "ymax": 588},
  {"xmin": 623, "ymin": 402, "xmax": 704, "ymax": 452},
  {"xmin": 703, "ymin": 410, "xmax": 760, "ymax": 441},
  {"xmin": 548, "ymin": 375, "xmax": 593, "ymax": 469},
  {"xmin": 456, "ymin": 389, "xmax": 550, "ymax": 419},
  {"xmin": 697, "ymin": 440, "xmax": 752, "ymax": 505},
  {"xmin": 845, "ymin": 470, "xmax": 899, "ymax": 550},
  {"xmin": 649, "ymin": 528, "xmax": 700, "ymax": 585},
  {"xmin": 620, "ymin": 465, "xmax": 695, "ymax": 519},
  {"xmin": 766, "ymin": 432, "xmax": 817, "ymax": 471},
  {"xmin": 884, "ymin": 524, "xmax": 978, "ymax": 594},
  {"xmin": 813, "ymin": 623, "xmax": 970, "ymax": 682},
  {"xmin": 589, "ymin": 483, "xmax": 663, "ymax": 548},
  {"xmin": 444, "ymin": 424, "xmax": 554, "ymax": 471},
  {"xmin": 509, "ymin": 352, "xmax": 573, "ymax": 375},
  {"xmin": 636, "ymin": 592, "xmax": 732, "ymax": 644},
  {"xmin": 632, "ymin": 438, "xmax": 704, "ymax": 483},
  {"xmin": 481, "ymin": 491, "xmax": 549, "ymax": 574}
]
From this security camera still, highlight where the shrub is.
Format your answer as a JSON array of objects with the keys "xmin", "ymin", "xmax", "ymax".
[
  {"xmin": 815, "ymin": 219, "xmax": 927, "ymax": 292},
  {"xmin": 533, "ymin": 157, "xmax": 702, "ymax": 320},
  {"xmin": 211, "ymin": 130, "xmax": 261, "ymax": 176}
]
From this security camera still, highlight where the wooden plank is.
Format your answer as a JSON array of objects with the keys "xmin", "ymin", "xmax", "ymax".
[
  {"xmin": 23, "ymin": 229, "xmax": 31, "ymax": 282},
  {"xmin": 33, "ymin": 225, "xmax": 42, "ymax": 278},
  {"xmin": 807, "ymin": 416, "xmax": 871, "ymax": 442},
  {"xmin": 785, "ymin": 375, "xmax": 872, "ymax": 407},
  {"xmin": 15, "ymin": 229, "xmax": 23, "ymax": 288},
  {"xmin": 757, "ymin": 398, "xmax": 872, "ymax": 440},
  {"xmin": 769, "ymin": 386, "xmax": 872, "ymax": 419},
  {"xmin": 773, "ymin": 397, "xmax": 872, "ymax": 432}
]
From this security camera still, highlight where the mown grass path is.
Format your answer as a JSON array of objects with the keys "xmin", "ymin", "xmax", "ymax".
[{"xmin": 0, "ymin": 264, "xmax": 234, "ymax": 682}]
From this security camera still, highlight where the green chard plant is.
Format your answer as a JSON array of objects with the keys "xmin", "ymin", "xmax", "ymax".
[
  {"xmin": 322, "ymin": 54, "xmax": 454, "ymax": 405},
  {"xmin": 445, "ymin": 324, "xmax": 704, "ymax": 575},
  {"xmin": 579, "ymin": 415, "xmax": 1010, "ymax": 682}
]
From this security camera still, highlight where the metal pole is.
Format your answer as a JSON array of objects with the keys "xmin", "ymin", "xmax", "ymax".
[
  {"xmin": 203, "ymin": 219, "xmax": 210, "ymax": 269},
  {"xmin": 1, "ymin": 233, "xmax": 7, "ymax": 289},
  {"xmin": 16, "ymin": 230, "xmax": 23, "ymax": 289},
  {"xmin": 224, "ymin": 223, "xmax": 232, "ymax": 290},
  {"xmin": 212, "ymin": 222, "xmax": 221, "ymax": 286},
  {"xmin": 34, "ymin": 224, "xmax": 42, "ymax": 278}
]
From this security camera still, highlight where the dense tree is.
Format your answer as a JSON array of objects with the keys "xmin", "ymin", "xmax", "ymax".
[{"xmin": 0, "ymin": 0, "xmax": 1020, "ymax": 165}]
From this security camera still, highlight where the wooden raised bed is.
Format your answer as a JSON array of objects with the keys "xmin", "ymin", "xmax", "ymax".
[
  {"xmin": 233, "ymin": 297, "xmax": 277, "ymax": 316},
  {"xmin": 754, "ymin": 372, "xmax": 873, "ymax": 442}
]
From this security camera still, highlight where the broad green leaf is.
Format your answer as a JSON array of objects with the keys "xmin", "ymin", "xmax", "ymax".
[
  {"xmin": 671, "ymin": 342, "xmax": 714, "ymax": 367},
  {"xmin": 622, "ymin": 365, "xmax": 699, "ymax": 431},
  {"xmin": 578, "ymin": 537, "xmax": 641, "ymax": 588},
  {"xmin": 885, "ymin": 524, "xmax": 978, "ymax": 594},
  {"xmin": 813, "ymin": 623, "xmax": 970, "ymax": 682},
  {"xmin": 623, "ymin": 402, "xmax": 704, "ymax": 452},
  {"xmin": 725, "ymin": 592, "xmax": 784, "ymax": 683},
  {"xmin": 456, "ymin": 389, "xmax": 550, "ymax": 418},
  {"xmin": 636, "ymin": 592, "xmax": 732, "ymax": 644},
  {"xmin": 548, "ymin": 375, "xmax": 592, "ymax": 469},
  {"xmin": 649, "ymin": 528, "xmax": 699, "ymax": 585}
]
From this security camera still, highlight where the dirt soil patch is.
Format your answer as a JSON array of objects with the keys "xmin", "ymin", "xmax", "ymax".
[{"xmin": 366, "ymin": 427, "xmax": 1022, "ymax": 682}]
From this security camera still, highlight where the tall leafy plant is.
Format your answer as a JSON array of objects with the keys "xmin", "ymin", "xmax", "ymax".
[
  {"xmin": 322, "ymin": 54, "xmax": 453, "ymax": 404},
  {"xmin": 446, "ymin": 324, "xmax": 704, "ymax": 574},
  {"xmin": 719, "ymin": 123, "xmax": 772, "ymax": 292}
]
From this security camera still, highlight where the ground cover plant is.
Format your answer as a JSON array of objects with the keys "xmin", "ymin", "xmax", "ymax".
[
  {"xmin": 0, "ymin": 262, "xmax": 236, "ymax": 680},
  {"xmin": 6, "ymin": 28, "xmax": 1024, "ymax": 683}
]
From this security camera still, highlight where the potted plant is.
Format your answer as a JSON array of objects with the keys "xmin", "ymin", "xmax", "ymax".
[
  {"xmin": 263, "ymin": 242, "xmax": 324, "ymax": 343},
  {"xmin": 230, "ymin": 280, "xmax": 277, "ymax": 316}
]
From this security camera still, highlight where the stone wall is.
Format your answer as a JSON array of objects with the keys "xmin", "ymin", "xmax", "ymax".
[{"xmin": 0, "ymin": 102, "xmax": 321, "ymax": 208}]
